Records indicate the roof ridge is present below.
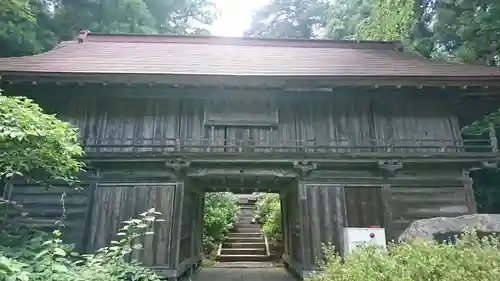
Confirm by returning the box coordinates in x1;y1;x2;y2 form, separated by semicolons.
77;31;402;50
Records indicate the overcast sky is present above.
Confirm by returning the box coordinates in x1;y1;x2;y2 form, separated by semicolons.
208;0;270;37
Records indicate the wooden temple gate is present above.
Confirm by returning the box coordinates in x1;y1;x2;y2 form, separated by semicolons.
2;33;500;280
3;152;485;280
2;90;496;280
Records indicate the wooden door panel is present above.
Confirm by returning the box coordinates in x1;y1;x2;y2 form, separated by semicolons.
344;186;385;228
86;183;177;266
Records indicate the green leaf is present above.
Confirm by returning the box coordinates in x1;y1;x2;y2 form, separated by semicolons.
53;248;66;257
51;263;68;273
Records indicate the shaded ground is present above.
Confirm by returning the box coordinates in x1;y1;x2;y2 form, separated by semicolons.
189;267;299;281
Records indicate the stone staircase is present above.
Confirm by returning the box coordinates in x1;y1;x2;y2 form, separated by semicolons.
217;195;270;263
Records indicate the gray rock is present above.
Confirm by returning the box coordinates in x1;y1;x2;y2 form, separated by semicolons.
398;214;500;243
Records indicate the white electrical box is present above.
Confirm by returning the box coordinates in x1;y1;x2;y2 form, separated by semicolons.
343;227;387;253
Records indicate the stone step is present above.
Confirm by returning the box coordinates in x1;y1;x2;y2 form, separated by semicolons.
235;222;259;228
220;248;266;256
236;220;259;224
216;254;271;262
238;216;254;221
227;232;262;238
226;236;264;243
223;242;266;249
234;223;260;228
233;227;262;233
239;212;255;216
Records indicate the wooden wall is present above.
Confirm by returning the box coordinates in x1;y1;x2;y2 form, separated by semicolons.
86;183;178;266
293;183;347;276
290;177;475;276
4;183;91;249
386;184;473;241
4;180;203;280
43;89;463;153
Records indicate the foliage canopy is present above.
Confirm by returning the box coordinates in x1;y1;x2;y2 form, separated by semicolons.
0;93;84;184
255;193;282;243
203;192;239;253
0;0;217;57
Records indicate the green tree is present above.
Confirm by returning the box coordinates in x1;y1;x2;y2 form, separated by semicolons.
0;92;84;184
324;0;371;40
203;192;239;253
53;0;158;40
355;0;414;42
244;0;330;39
0;0;58;57
0;0;217;57
145;0;216;35
255;193;282;243
430;1;500;65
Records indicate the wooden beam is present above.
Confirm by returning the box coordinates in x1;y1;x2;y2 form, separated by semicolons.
4;72;500;88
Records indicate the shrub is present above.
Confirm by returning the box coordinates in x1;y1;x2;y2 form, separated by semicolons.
0;206;164;281
203;192;239;253
308;230;500;281
255;193;281;243
0;94;84;184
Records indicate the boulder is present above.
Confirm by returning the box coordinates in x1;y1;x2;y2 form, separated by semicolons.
398;214;500;243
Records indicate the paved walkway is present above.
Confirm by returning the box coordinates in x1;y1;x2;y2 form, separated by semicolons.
189;268;299;281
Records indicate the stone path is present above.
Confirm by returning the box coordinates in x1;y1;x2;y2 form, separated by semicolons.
218;197;269;262
189;268;299;281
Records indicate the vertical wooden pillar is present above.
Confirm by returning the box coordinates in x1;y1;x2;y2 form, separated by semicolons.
279;191;289;255
170;181;185;270
298;182;313;273
193;192;205;261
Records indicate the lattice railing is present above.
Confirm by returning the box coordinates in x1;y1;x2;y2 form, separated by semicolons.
80;137;496;154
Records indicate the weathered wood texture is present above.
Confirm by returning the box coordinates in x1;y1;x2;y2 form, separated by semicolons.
292;177;473;273
371;97;463;152
296;183;347;274
86;183;178;267
344;186;385;228
5;184;91;249
177;187;204;265
46;91;477;153
386;184;473;241
281;186;302;267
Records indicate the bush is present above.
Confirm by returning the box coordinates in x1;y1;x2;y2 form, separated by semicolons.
203;192;239;253
0;206;164;281
255;193;281;243
0;94;84;184
308;230;500;281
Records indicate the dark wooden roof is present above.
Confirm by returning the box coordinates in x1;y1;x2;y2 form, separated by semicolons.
1;32;500;86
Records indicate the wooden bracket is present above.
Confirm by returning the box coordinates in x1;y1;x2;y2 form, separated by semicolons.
292;160;317;177
468;161;499;171
481;161;498;169
377;160;403;173
165;158;191;174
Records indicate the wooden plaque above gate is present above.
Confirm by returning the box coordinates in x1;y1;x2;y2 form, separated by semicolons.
203;99;279;127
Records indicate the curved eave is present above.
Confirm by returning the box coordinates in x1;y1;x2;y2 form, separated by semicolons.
2;71;500;88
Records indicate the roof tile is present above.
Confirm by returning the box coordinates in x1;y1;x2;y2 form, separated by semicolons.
1;33;500;78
